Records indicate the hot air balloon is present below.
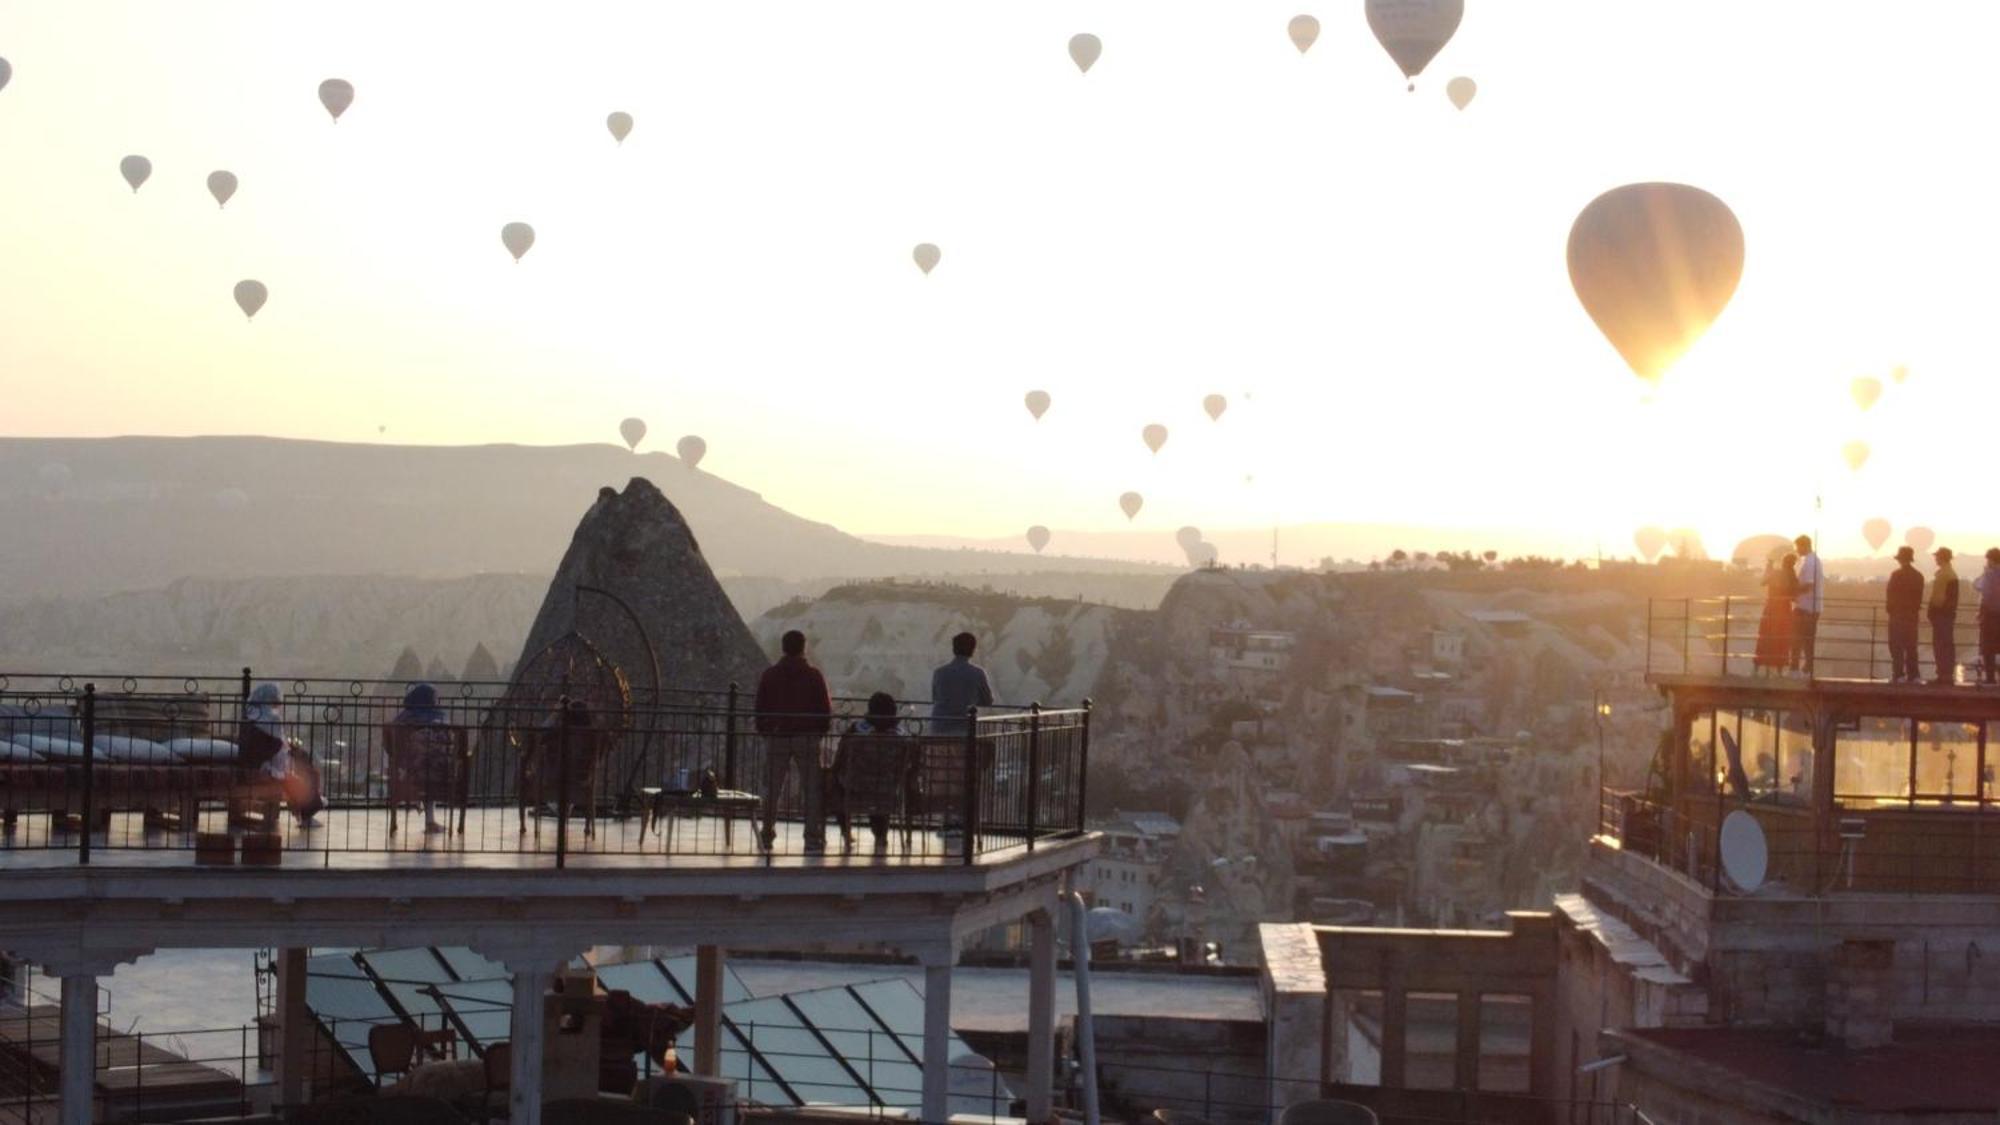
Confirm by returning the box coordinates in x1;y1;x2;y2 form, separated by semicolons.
1118;491;1143;520
207;171;237;209
119;155;151;193
607;112;633;144
0;57;13;93
913;243;941;275
1567;183;1744;385
1446;76;1476;109
1069;34;1102;74
619;418;647;451
1862;518;1892;553
501;222;535;262
1730;534;1791;568
1175;526;1203;552
1365;0;1463;89
1189;542;1220;567
1203;394;1227;421
1842;440;1870;471
1634;526;1667;562
1024;390;1050;421
678;435;707;470
1027;526;1051;553
1142;424;1168;454
1666;528;1708;560
1906;526;1936;553
1850;376;1882;411
233;280;268;321
318;78;354;122
1288;15;1320;53
1892;364;1910;384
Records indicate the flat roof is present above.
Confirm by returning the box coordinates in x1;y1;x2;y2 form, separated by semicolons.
1620;1024;2000;1112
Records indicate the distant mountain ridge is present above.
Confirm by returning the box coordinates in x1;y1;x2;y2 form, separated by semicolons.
0;436;1171;598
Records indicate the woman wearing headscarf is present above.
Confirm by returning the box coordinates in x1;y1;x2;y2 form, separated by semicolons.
391;682;454;834
832;692;915;851
237;682;324;826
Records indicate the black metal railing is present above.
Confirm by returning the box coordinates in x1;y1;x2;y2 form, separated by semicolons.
1647;596;2000;683
0;671;1090;868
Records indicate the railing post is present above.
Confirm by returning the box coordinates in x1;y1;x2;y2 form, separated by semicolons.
723;682;740;792
1026;704;1042;850
962;707;979;865
1077;700;1093;833
1870;605;1880;681
556;694;571;870
241;667;253;701
1720;598;1732;676
79;683;96;866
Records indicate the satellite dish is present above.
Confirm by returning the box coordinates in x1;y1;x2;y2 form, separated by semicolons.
1719;809;1767;894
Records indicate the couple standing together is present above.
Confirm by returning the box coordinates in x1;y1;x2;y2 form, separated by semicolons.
750;628;994;854
1754;535;1825;676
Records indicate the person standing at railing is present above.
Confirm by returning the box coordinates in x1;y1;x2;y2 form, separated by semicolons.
1930;547;1961;685
1887;546;1925;683
754;629;833;854
1789;535;1824;676
929;632;996;837
1754;554;1798;676
1975;548;2000;685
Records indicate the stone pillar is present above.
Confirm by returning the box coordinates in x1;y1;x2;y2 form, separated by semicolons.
59;974;96;1125
509;963;555;1125
921;957;955;1124
1826;939;1895;1050
1454;991;1481;1091
694;945;725;1076
273;947;311;1109
1026;911;1056;1121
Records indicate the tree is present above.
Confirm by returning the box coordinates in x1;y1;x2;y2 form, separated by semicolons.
1389;549;1409;569
1482;550;1498;564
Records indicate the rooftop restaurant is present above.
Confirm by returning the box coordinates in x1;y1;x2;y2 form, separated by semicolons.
1607;596;2000;896
0;666;1099;1125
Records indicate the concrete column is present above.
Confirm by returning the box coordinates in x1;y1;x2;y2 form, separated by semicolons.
921;960;954;1124
510;962;556;1125
1454;991;1481;1091
694;945;725;1076
273;947;311;1108
59;973;96;1125
1026;911;1056;1121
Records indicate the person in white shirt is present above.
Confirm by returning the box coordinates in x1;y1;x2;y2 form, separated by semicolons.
1790;535;1824;676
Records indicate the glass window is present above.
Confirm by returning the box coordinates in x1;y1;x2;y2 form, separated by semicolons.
1836;716;1912;807
1477;994;1531;1093
1914;722;1981;805
787;987;922;1106
306;956;394;1076
364;948;454;984
431;979;513;1050
437;947;505;982
726;997;868;1106
597;961;679;1005
656;955;752;1004
1687;711;1717;793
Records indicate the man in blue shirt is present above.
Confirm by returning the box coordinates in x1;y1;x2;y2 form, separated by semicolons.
927;633;996;836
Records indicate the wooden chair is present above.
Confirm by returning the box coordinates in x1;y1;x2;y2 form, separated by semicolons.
382;723;472;835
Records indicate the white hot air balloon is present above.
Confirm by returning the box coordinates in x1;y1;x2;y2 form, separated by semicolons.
1446;76;1476;109
1069;33;1102;74
678;435;707;470
233;280;268;320
318;78;354;122
1568;183;1744;386
913;243;941;275
1119;491;1143;520
119;155;151;193
1862;518;1892;553
1024;390;1050;421
1850;376;1882;411
1906;526;1936;554
207;170;238;209
607;111;633;144
1365;0;1463;90
1288;15;1320;53
1203;394;1227;421
1842;440;1870;472
501;222;535;262
1142;424;1168;454
619;418;647;451
1026;525;1051;553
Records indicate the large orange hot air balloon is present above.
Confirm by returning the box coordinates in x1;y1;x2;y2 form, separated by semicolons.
1862;518;1892;553
1568;183;1744;385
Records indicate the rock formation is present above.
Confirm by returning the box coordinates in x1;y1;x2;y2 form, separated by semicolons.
510;478;769;697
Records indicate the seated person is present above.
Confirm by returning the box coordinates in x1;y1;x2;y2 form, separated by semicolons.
832;692;915;850
238;682;323;826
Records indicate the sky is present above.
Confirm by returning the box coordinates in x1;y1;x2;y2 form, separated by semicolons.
3;1;1998;561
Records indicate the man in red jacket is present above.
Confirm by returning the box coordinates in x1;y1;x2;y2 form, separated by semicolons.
754;630;834;853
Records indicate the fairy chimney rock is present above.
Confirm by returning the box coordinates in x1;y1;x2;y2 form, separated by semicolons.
512;477;768;694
